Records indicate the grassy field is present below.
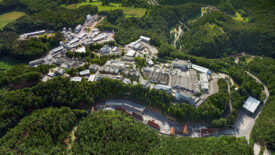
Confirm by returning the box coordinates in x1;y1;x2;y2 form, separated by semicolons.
0;11;25;30
66;1;146;18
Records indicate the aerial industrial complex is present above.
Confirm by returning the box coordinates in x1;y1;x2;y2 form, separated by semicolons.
25;14;263;138
27;14;216;108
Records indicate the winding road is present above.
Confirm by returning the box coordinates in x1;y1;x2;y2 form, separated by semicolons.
95;71;269;143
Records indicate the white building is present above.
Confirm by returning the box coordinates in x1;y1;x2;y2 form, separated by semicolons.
75;46;86;53
88;75;96;82
86;14;91;21
75;25;82;34
200;73;209;92
69;38;79;45
172;60;190;71
176;91;199;105
29;58;45;66
146;59;154;67
80;70;90;76
126;49;136;57
78;32;87;39
154;84;172;94
123;78;131;84
71;77;82;82
50;46;64;55
20;30;46;40
124;49;136;61
192;64;210;74
243;96;260;114
140;36;151;42
100;45;112;54
93;33;107;42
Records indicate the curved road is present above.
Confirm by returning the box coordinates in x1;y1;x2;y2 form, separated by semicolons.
95;71;269;140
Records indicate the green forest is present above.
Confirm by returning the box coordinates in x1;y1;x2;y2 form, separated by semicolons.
0;109;253;154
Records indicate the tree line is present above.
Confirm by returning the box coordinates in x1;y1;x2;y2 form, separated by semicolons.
0;109;253;154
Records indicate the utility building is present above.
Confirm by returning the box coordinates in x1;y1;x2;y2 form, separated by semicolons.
242;96;260;114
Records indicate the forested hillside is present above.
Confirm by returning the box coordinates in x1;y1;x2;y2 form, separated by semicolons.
178;0;275;58
0;0;84;14
0;109;253;154
0;107;87;154
248;57;275;150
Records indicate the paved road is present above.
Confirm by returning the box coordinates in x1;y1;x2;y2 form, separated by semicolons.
96;99;206;137
94;71;270;142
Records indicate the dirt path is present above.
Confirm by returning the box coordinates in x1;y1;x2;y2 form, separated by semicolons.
173;25;183;47
67;126;78;151
227;80;233;112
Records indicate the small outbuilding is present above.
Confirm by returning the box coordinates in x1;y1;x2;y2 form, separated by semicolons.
242;96;260;114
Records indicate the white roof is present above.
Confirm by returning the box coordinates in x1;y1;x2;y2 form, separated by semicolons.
71;77;82;82
47;72;55;77
201;82;208;90
80;70;90;76
78;32;87;38
22;30;46;36
52;46;63;52
126;50;136;57
147;59;154;65
123;78;131;84
242;96;260;113
75;46;86;53
140;36;151;42
154;84;172;91
69;38;79;44
200;73;208;82
192;64;209;73
88;75;96;82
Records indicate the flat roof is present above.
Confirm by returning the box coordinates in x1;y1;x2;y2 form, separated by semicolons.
140;36;151;41
192;64;209;73
75;46;86;53
243;96;260;113
71;77;82;82
126;49;136;57
88;75;96;82
80;70;90;76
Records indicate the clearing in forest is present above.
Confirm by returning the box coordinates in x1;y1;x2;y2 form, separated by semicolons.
0;11;25;30
65;1;146;18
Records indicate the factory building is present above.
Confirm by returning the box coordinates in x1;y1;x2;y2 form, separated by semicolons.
71;77;82;82
123;49;136;61
29;58;45;66
140;36;151;42
200;73;209;93
242;96;261;114
50;46;64;55
100;45;112;54
192;64;211;74
154;84;172;94
172;60;190;71
80;70;90;76
75;25;82;34
88;75;96;82
89;64;99;73
19;30;46;40
176;91;199;105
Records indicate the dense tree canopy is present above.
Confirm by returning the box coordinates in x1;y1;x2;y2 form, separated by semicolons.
4;6;98;34
248;57;275;150
0;107;87;154
72;110;159;154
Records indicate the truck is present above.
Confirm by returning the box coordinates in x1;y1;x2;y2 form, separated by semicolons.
147;120;160;129
132;112;143;121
